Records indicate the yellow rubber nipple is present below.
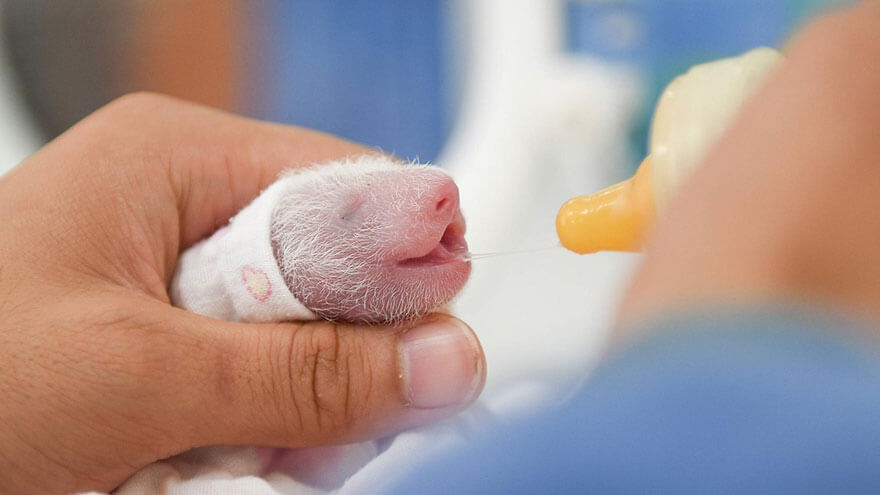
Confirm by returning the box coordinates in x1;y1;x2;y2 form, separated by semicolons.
556;156;655;254
556;47;783;255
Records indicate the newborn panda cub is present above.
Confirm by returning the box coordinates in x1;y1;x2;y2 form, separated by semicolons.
171;154;471;325
168;155;472;489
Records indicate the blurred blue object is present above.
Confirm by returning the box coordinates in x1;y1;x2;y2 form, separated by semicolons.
566;0;852;68
565;0;853;160
259;0;449;162
566;1;787;66
254;0;851;166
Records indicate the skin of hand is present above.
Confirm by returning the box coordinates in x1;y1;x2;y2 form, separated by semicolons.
620;2;880;334
0;94;486;494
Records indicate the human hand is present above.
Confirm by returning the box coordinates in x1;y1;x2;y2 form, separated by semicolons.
0;93;485;494
620;2;880;333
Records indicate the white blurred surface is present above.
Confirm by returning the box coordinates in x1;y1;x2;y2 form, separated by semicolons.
442;0;643;397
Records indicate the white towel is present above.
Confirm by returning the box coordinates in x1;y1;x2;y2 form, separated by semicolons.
170;170;315;324
93;381;555;495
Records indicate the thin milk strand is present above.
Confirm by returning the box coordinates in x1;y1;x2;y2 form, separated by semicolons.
461;244;562;261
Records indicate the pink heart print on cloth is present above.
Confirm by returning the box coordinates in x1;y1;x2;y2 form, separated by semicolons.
241;265;272;302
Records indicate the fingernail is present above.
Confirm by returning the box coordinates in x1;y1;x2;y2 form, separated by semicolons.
399;320;484;409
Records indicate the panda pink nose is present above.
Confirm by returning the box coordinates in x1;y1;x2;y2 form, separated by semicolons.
429;176;460;220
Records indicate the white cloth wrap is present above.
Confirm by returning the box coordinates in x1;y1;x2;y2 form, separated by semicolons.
170;177;316;322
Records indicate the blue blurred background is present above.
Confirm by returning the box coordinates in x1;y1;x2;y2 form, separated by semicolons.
258;1;451;163
253;0;847;163
0;0;855;174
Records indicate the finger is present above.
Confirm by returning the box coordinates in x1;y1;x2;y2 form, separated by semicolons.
146;306;486;449
75;92;372;248
2;93;372;292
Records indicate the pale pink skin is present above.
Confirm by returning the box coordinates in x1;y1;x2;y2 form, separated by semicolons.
271;165;471;323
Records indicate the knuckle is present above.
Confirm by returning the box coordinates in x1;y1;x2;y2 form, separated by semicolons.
83;92;180;135
102;91;173;116
284;322;359;434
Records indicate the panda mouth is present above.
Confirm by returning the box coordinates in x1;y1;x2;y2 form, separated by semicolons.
398;214;469;268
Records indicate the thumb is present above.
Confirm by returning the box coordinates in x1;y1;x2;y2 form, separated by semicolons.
158;308;486;449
